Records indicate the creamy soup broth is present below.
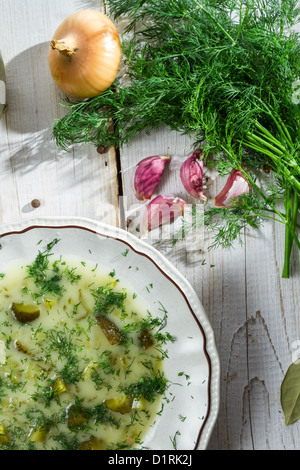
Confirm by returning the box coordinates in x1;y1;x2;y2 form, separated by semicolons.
0;241;169;450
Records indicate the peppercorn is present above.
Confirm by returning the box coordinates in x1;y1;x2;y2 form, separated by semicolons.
97;145;108;154
31;199;41;208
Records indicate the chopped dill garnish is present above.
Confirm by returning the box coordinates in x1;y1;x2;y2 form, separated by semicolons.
64;266;82;284
92;403;120;428
120;371;168;403
0;237;175;450
26;239;64;299
92;285;127;314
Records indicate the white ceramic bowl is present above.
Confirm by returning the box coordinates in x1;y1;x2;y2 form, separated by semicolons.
0;216;220;450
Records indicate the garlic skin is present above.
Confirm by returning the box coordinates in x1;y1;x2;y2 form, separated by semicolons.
48;10;121;98
134;155;171;201
215;170;250;207
180;149;207;201
143;195;186;231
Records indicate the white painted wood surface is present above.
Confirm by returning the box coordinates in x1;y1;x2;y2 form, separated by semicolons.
0;0;119;228
0;0;299;450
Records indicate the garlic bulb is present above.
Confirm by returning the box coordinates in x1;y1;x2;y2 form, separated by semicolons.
180;150;207;201
48;10;121;98
134;155;171;201
215;170;250;207
143;195;186;232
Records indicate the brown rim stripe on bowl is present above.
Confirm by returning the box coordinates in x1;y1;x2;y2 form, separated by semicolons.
0;224;213;450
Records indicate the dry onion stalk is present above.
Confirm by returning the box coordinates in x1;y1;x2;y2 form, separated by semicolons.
48;10;121;98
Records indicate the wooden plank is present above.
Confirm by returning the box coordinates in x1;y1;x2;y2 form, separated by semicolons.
119;124;300;450
119;128;250;448
242;222;300;449
117;15;300;450
0;0;119;227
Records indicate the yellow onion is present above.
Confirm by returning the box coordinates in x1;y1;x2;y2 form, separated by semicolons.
48;9;121;98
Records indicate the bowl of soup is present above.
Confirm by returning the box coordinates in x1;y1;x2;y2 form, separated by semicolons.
0;217;220;450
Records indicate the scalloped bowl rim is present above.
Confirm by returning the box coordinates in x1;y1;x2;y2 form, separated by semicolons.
0;216;220;450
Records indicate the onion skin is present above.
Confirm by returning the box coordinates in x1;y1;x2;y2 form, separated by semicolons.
48;10;121;99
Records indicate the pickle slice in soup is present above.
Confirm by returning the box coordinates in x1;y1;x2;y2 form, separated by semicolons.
67;404;87;430
11;303;40;323
105;396;134;414
77;437;106;450
0;425;9;444
28;423;49;443
51;377;68;396
139;328;154;350
15;340;34;356
96;314;123;345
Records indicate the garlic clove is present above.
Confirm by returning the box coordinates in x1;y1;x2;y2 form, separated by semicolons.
180;149;207;201
215;170;250;207
143;195;186;232
134;155;171;201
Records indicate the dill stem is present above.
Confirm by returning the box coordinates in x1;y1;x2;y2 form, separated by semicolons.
290;192;300;250
256;99;294;149
254;122;287;152
282;185;293;279
241;139;280;159
239;163;300;253
250;212;285;224
281;188;300;278
241;149;300;264
234;3;249;45
242;137;300;194
253;123;300;173
192;1;235;45
274;114;294;148
245;132;284;156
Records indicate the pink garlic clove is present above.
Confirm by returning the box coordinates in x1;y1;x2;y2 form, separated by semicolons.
180;149;207;201
134;155;171;201
215;170;250;207
143;195;186;232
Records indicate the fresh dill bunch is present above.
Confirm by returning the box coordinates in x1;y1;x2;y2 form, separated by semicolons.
53;0;300;153
173;182;285;250
52;0;300;277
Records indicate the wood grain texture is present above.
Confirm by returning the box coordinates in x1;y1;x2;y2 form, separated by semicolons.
119;126;300;450
0;0;300;451
0;0;119;227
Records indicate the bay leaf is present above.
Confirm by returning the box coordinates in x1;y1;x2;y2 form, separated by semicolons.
281;361;300;425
